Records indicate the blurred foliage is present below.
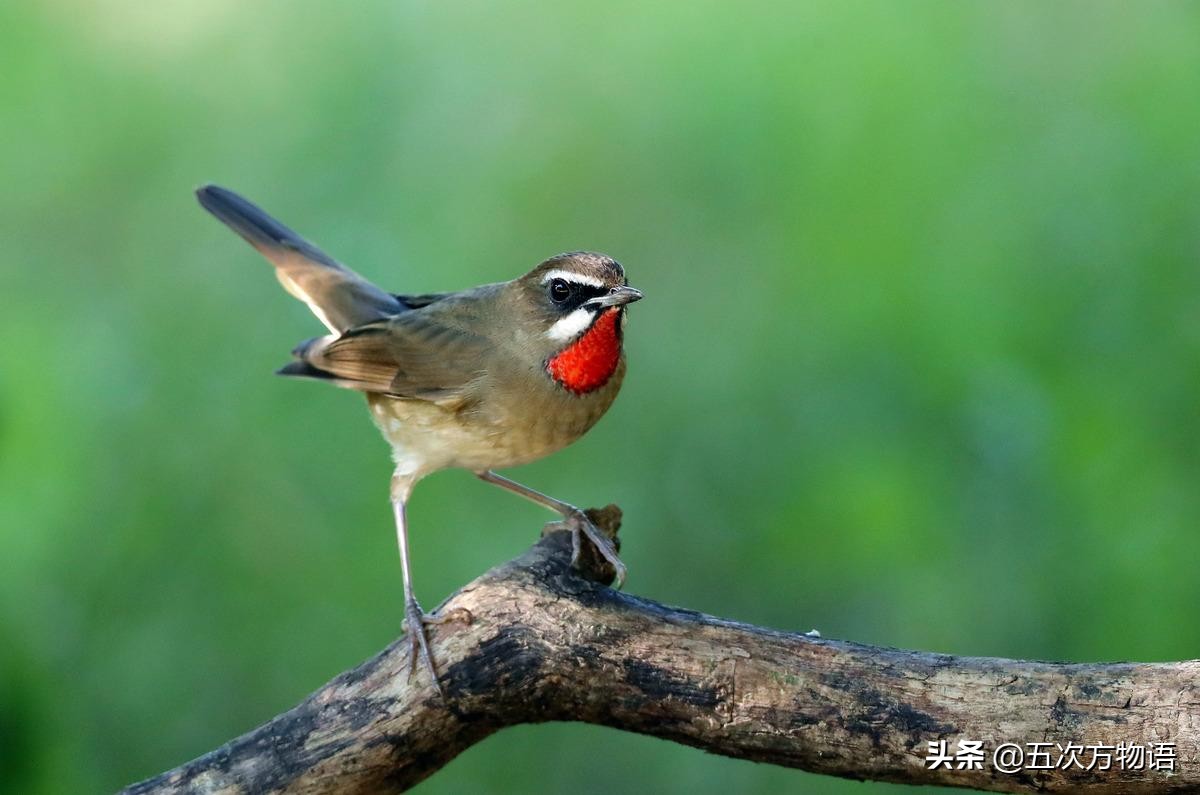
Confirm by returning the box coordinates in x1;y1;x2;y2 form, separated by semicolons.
2;1;1200;793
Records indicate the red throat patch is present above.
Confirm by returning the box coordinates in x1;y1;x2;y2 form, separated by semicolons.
547;308;623;394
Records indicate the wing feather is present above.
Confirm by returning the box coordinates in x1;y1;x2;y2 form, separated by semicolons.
283;313;490;407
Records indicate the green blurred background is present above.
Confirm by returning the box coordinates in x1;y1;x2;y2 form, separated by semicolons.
2;1;1199;792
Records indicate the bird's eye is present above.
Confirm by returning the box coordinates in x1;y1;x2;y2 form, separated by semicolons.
549;278;571;303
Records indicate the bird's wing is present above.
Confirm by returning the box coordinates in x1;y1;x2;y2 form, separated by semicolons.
196;184;404;333
279;312;490;407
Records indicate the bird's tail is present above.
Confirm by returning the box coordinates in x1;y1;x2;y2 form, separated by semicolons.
195;184;403;333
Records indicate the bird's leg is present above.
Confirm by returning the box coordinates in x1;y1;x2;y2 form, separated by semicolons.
476;470;626;589
391;475;442;693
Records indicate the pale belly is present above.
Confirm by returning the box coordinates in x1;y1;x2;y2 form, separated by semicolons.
365;369;622;484
367;396;522;479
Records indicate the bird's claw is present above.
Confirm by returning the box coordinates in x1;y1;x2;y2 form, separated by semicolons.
401;598;442;694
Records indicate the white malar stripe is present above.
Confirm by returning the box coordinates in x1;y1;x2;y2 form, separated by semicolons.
545;306;595;341
540;269;604;288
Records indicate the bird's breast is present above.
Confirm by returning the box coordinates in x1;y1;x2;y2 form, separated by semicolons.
366;355;624;476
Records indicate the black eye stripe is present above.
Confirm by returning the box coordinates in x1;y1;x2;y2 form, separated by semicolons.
547;279;609;311
548;279;606;293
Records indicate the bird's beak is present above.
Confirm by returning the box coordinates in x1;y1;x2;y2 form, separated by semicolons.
589;285;644;308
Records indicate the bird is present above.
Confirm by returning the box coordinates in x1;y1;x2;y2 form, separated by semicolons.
195;184;642;688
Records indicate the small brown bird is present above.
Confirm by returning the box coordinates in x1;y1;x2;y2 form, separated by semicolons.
196;185;641;686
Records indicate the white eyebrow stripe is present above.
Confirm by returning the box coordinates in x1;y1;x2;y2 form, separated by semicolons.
544;306;595;341
540;269;605;288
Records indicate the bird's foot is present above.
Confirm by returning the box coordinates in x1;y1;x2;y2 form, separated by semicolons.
401;603;473;692
401;597;445;694
546;509;626;589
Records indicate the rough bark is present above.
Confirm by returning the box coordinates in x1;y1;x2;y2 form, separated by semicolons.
122;507;1199;794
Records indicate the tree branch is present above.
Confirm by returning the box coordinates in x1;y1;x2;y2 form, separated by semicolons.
122;507;1198;794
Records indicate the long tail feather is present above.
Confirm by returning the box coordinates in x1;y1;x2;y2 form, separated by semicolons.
196;184;403;332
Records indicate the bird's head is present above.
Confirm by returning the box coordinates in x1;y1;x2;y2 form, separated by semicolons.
515;251;643;394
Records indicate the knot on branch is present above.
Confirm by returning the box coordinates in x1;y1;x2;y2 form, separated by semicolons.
534;503;623;585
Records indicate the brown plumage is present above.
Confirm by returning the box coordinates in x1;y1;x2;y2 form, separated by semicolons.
196;185;642;692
